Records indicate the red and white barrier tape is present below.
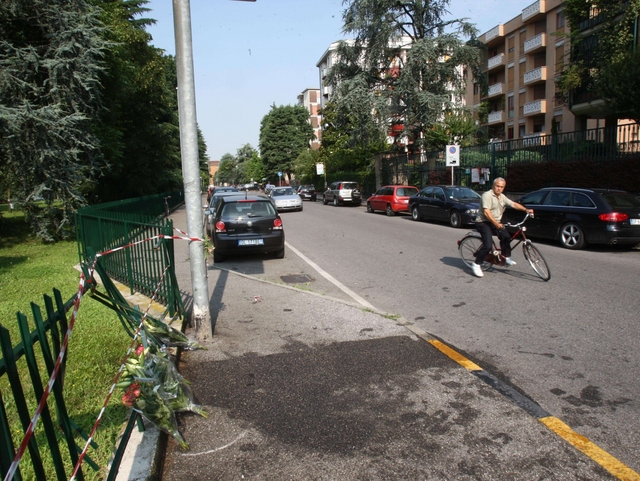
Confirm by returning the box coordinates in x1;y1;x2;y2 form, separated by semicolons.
4;227;201;481
3;256;97;481
69;265;170;481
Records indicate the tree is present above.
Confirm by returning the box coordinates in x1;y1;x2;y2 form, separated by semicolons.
91;0;184;202
425;111;482;150
558;0;640;122
259;104;314;184
0;0;108;241
216;153;237;185
318;101;386;174
293;149;320;182
328;0;484;153
242;150;266;185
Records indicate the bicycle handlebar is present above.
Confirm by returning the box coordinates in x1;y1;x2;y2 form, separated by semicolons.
503;212;533;228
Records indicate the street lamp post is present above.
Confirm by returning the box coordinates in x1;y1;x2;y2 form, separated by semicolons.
172;0;211;340
172;0;256;341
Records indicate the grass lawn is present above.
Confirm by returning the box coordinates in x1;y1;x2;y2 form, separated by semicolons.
1;211;133;480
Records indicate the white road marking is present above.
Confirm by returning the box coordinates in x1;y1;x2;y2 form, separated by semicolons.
285;241;377;310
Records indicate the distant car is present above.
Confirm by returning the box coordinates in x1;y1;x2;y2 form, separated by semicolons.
269;186;303;212
367;185;419;216
501;187;640;249
297;185;317;201
210;195;285;262
409;185;481;228
323;181;362;206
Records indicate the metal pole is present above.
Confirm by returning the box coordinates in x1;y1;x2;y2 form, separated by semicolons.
173;0;212;340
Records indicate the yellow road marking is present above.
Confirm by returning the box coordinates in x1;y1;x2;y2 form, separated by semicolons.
540;417;640;480
428;339;482;371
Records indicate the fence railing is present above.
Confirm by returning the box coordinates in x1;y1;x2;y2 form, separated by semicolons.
0;288;137;481
378;124;640;190
75;191;185;318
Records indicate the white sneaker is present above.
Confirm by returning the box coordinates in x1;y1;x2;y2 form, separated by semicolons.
505;257;517;266
471;263;484;278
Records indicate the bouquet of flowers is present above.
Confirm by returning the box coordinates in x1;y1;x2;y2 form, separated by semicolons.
141;316;205;351
118;343;208;449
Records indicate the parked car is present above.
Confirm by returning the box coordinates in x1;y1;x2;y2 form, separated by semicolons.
210;195;285;262
501;187;640;249
203;192;244;238
269;186;303;212
408;185;481;228
367;185;419;216
323;181;362;206
296;185;317;201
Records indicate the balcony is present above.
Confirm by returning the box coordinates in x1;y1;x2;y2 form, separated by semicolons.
523;66;548;85
487;53;505;71
487;82;506;98
484;25;504;44
487;110;505;124
524;33;546;54
523;99;547;115
522;0;546;22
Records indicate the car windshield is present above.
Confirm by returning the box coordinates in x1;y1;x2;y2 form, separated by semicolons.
273;188;295;196
601;192;640;208
342;182;359;190
397;187;418;196
444;187;480;200
221;201;275;219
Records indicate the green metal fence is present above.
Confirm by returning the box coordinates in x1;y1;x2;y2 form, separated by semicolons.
75;191;185;318
0;288;123;481
379;124;640;190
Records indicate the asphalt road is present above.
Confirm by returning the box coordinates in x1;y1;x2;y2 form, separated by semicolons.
267;199;640;474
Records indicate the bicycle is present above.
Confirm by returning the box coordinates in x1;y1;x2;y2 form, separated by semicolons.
163;195;171;217
457;213;551;281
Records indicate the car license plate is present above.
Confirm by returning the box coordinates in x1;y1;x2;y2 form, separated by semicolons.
631;219;640;225
238;239;264;246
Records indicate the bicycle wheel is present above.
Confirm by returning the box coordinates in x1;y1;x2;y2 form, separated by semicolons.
459;236;491;270
522;243;551;281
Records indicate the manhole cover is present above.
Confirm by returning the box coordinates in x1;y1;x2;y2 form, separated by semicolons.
280;274;314;284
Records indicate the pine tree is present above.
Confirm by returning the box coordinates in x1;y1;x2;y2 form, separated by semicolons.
0;0;108;241
328;0;484;153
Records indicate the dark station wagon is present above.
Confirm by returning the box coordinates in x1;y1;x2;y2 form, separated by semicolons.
501;187;640;249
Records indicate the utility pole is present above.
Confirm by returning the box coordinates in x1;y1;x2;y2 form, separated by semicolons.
173;0;212;341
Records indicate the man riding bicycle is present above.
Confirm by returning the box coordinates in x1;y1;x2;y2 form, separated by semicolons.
471;177;534;278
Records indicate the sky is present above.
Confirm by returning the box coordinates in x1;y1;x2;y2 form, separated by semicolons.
144;0;535;161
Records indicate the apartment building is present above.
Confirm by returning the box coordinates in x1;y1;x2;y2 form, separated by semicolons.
297;88;322;150
465;0;577;142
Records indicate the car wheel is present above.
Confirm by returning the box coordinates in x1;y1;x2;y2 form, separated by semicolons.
449;210;462;228
274;247;285;259
323;195;328;205
386;204;395;216
411;205;421;221
333;197;339;207
560;222;586;249
213;250;224;263
367;202;374;213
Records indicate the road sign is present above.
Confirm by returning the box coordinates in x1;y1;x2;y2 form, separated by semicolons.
277;171;282;177
446;145;460;167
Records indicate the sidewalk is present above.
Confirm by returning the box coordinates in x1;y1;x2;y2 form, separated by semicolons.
151;204;614;480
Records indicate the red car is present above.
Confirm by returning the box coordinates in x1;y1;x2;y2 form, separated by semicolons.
367;185;419;216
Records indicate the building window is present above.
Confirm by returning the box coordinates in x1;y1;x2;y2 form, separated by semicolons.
557;12;566;29
473;83;479;95
519;125;526;137
508;127;514;139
